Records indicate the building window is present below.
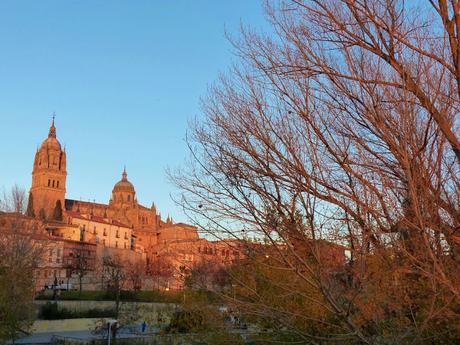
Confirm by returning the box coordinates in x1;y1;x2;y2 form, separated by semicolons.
57;181;60;188
124;232;128;239
116;230;119;238
115;241;118;248
94;226;97;234
103;228;107;236
52;180;55;187
124;242;127;249
48;179;51;187
127;195;131;201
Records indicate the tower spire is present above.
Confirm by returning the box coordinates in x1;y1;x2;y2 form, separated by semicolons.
48;112;56;138
122;166;127;181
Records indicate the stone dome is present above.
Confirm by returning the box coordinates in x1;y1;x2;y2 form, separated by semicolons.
112;169;135;193
40;136;62;151
40;119;62;151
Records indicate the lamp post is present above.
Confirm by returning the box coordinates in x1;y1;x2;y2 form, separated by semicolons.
107;319;117;345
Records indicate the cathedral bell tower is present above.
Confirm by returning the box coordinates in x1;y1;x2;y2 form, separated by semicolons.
29;117;67;220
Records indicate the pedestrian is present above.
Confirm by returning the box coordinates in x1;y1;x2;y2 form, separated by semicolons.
141;320;147;333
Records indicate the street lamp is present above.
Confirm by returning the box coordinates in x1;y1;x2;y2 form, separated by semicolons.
106;319;117;345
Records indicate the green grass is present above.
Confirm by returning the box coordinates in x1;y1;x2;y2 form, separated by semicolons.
36;290;183;303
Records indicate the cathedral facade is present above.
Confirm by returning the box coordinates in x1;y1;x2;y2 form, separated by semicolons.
22;119;240;290
29;119;199;249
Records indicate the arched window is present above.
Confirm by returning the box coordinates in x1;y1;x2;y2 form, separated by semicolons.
52;180;55;187
48;179;51;187
57;181;59;188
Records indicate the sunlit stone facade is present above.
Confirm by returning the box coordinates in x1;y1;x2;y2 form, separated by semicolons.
29;118;67;220
22;119;239;291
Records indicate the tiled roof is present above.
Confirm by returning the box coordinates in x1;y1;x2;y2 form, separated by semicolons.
66;211;131;228
65;199;109;210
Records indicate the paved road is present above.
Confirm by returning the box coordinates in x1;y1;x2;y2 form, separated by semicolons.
10;330;93;344
10;328;149;344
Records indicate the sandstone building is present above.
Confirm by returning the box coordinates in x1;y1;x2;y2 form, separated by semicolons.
19;119;241;291
28;119;199;242
29;117;67;220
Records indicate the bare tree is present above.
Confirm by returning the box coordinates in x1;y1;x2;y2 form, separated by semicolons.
0;185;28;214
66;248;93;295
125;259;145;292
102;254;127;319
170;1;460;343
185;260;230;293
147;254;175;291
0;223;44;343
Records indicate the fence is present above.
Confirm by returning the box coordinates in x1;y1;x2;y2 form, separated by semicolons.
51;334;207;345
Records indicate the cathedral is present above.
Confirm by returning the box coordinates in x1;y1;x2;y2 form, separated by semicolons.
22;118;238;290
29;117;200;242
31;118;176;229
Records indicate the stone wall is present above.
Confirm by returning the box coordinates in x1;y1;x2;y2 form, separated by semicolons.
34;300;176;325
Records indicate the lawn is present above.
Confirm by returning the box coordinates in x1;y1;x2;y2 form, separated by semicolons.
36;290;183;303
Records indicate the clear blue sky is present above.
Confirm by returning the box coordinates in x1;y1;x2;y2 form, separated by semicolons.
0;1;269;222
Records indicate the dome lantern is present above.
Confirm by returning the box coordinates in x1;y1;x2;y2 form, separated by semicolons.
111;167;136;205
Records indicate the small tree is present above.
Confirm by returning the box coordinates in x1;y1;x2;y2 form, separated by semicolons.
52;200;63;221
102;255;127;319
185;260;230;292
125;260;145;292
38;208;46;221
25;193;35;218
66;248;93;296
0;227;43;343
0;185;28;214
147;254;175;291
